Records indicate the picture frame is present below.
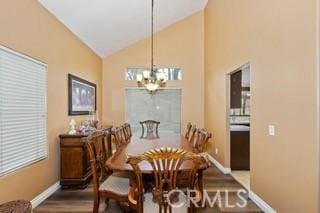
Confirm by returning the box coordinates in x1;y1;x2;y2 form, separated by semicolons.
68;74;96;116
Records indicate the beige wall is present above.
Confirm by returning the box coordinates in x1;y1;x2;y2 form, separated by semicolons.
102;11;205;132
0;0;318;211
0;0;102;203
205;0;319;212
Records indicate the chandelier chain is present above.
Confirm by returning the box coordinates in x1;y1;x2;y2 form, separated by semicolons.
135;0;166;93
151;0;154;79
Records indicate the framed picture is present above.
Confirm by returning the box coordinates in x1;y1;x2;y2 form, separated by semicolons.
68;74;96;115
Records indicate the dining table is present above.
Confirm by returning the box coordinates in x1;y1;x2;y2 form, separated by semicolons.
105;133;209;192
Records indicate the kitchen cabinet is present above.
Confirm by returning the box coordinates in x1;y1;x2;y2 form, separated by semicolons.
230;129;250;170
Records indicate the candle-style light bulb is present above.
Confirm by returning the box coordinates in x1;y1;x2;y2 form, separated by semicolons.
143;70;150;79
136;74;143;82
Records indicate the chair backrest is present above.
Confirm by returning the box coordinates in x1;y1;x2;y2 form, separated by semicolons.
192;129;212;152
101;127;113;158
139;120;160;138
187;126;197;143
184;122;192;139
201;129;212;152
123;123;132;141
127;147;204;213
111;126;128;150
85;131;107;196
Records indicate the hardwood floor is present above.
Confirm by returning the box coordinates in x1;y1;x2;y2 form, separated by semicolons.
34;165;263;213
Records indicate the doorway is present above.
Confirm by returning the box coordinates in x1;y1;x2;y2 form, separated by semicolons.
228;63;251;190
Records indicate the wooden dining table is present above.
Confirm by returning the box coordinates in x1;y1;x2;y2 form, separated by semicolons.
105;133;209;191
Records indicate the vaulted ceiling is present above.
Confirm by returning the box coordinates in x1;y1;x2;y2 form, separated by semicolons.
38;0;208;58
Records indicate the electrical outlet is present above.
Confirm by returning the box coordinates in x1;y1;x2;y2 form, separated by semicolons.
215;148;218;155
268;125;275;136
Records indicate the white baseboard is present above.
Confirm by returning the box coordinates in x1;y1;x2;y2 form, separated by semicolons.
205;153;231;174
204;154;276;212
249;190;277;213
31;181;60;208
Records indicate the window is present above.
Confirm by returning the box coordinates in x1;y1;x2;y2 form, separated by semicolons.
0;46;47;176
125;67;182;81
125;89;181;134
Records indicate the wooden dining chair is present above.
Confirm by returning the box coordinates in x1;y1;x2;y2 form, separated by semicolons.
86;130;134;213
187;126;197;144
123;123;133;142
192;129;212;153
184;122;192;139
201;128;212;152
111;126;128;150
139;120;160;138
126;147;205;213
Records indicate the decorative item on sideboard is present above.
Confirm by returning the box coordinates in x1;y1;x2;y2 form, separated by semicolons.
68;110;99;135
68;119;77;135
78;110;99;133
78;121;96;133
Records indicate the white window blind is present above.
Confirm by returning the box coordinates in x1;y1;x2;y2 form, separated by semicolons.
0;46;47;176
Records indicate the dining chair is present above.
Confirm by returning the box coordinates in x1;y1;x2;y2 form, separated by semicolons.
187;126;197;143
126;147;205;213
192;129;212;153
86;130;134;213
139;120;160;138
123;123;133;142
111;126;128;150
184;122;192;139
100;126;113;160
201;128;212;152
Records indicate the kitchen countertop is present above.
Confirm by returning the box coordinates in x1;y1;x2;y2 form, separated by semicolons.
230;125;250;132
230;121;250;125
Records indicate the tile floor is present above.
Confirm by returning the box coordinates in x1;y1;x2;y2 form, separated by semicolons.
231;170;250;190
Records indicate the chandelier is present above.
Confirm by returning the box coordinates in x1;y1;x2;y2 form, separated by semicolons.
136;0;167;93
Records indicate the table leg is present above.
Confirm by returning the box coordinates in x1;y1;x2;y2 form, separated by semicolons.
198;170;204;194
198;169;205;208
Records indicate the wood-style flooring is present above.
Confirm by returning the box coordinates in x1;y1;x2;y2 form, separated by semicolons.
34;165;263;213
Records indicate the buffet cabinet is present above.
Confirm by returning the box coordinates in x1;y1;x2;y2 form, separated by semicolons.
59;126;112;189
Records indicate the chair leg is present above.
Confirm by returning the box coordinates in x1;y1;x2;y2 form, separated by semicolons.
93;195;100;213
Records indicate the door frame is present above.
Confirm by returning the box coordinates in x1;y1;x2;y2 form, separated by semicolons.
226;62;251;170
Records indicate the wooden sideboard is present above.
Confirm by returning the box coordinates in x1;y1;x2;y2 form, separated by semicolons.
59;126;112;189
